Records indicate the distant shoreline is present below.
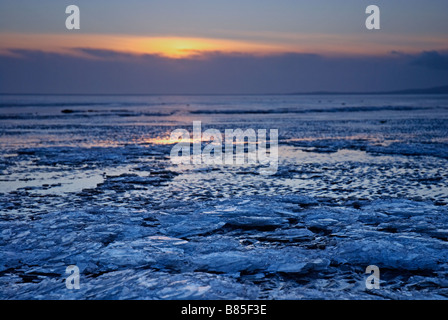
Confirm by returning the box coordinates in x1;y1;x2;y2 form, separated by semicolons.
289;85;448;96
1;85;448;96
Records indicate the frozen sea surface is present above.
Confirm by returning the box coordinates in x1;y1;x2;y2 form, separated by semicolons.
0;94;448;299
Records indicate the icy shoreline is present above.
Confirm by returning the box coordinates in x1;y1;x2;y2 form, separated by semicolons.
1;94;447;299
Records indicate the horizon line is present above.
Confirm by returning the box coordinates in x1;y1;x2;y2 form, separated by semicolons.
1;85;448;97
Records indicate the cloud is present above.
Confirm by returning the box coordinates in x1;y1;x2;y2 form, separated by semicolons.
0;49;447;94
74;48;137;60
410;51;448;70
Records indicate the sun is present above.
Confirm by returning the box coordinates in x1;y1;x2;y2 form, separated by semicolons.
149;38;207;58
136;37;225;58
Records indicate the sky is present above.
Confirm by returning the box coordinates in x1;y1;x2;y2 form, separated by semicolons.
0;0;447;94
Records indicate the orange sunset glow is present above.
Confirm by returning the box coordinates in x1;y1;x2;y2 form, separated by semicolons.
2;32;447;59
0;33;285;59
